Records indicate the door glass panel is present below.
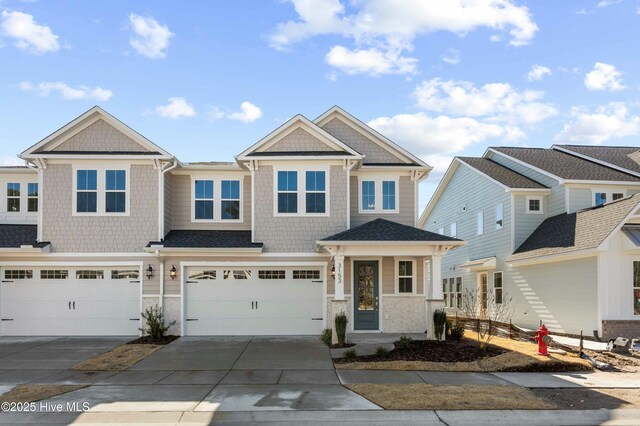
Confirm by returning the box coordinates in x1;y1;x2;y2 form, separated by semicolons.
357;264;375;311
480;273;488;311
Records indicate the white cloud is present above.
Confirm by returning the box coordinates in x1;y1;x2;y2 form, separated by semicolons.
413;78;557;124
526;64;552;81
597;0;622;8
20;81;112;101
1;10;59;54
584;62;625;91
270;0;538;75
227;102;263;123
155;97;196;119
0;156;24;166
441;48;460;65
555;102;640;144
325;45;417;76
128;14;173;59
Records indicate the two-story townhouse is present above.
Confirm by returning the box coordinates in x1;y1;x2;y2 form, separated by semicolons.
419;146;640;340
0;106;462;338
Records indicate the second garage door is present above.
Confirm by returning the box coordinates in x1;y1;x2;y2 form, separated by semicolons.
184;266;324;335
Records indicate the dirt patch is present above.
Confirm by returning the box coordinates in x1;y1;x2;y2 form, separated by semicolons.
71;344;161;371
330;343;356;349
532;388;640;410
127;335;179;345
347;384;556;410
0;385;87;405
582;349;640;371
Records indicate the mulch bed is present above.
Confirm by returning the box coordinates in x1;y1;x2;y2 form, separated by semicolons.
334;337;505;364
330;343;356;349
127;335;179;345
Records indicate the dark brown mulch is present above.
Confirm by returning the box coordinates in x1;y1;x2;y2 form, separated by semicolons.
127;335;179;345
334;337;505;363
330;343;356;349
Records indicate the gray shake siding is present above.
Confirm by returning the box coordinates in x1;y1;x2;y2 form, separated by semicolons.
42;164;158;252
48;119;150;153
321;118;400;163
169;174;251;231
264;128;334;152
253;165;348;252
350;176;415;227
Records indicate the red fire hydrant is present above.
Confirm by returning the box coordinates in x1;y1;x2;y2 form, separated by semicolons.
534;324;550;356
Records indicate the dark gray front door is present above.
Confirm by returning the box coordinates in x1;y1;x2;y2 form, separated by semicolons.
354;260;379;330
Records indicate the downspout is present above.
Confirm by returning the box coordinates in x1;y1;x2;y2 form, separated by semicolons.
157;250;164;309
27;159;46;242
158;160;178;241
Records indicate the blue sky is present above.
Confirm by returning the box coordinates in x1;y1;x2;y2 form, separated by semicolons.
1;0;639;207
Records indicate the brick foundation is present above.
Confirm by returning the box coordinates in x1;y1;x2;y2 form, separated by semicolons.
602;320;640;340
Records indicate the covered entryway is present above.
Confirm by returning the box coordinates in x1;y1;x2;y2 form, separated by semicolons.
0;265;141;336
183;264;325;335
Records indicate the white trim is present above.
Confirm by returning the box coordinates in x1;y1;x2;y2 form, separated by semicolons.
357;175;399;214
510;194;515;253
272;165;331;217
0;261;143;266
71;165;131;216
525;195;544;214
189;174;244;223
395;257;417;295
492;271;503;304
508;249;598;266
552;145;640;178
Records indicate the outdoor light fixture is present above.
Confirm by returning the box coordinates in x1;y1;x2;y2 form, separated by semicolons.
331;264;335;278
170;265;177;280
146;265;154;280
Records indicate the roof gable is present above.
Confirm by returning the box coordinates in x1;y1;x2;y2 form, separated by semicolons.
314;106;429;168
21;106;173;159
552;144;640;177
320;218;461;243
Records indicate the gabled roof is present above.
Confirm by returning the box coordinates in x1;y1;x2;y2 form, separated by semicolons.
489;147;640;182
509;194;640;263
314;106;431;169
20;106;174;159
319;218;462;243
458;157;547;189
0;225;50;249
236;114;362;161
553;145;640;177
147;230;262;249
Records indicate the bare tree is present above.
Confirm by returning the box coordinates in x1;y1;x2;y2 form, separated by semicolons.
461;288;514;346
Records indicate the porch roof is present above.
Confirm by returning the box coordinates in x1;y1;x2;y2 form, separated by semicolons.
319;218;462;244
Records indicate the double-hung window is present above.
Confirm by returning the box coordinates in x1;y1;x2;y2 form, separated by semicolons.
6;183;20;212
76;170;97;213
633;261;640;316
397;260;414;293
27;183;38;212
305;171;326;213
382;181;396;210
221;180;240;220
105;170;126;213
360;178;398;213
495;203;504;230
494;272;503;304
450;222;457;238
361;181;375;211
277;171;298;214
195;180;214;220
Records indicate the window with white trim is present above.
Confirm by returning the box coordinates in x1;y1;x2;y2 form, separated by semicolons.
41;270;68;279
382;180;396;211
192;178;242;222
495;203;503;230
76;170;97;213
494;271;503;304
361;180;375;211
6;183;20;212
633;261;640;316
221;180;240;220
595;191;625;207
359;177;399;213
477;210;484;236
438;227;444;235
194;180;214;220
275;169;328;216
455;277;462;308
105;170;126;213
526;196;543;214
277;171;298;214
4;269;32;279
27;183;38;212
74;168;128;215
397;260;414;293
443;277;462;308
305;171;326;213
450;222;457;238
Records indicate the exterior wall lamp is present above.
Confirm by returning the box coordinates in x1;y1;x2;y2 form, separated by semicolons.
146;265;154;280
170;265;177;280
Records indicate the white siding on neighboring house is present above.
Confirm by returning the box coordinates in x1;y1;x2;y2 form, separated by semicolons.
513;194;547;249
568;187;592;213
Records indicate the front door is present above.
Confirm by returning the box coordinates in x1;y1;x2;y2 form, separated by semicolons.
354;261;379;330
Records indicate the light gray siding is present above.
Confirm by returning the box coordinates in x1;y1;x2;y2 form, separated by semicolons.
262;128;334;152
253;165;348;252
169;174;251;231
350;175;415;227
513;194;547;249
47;119;150;153
42;164;158;252
321;118;401;163
568;187;592;213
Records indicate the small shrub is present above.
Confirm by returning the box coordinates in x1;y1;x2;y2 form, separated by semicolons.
375;346;389;357
320;328;333;346
433;309;447;341
334;312;348;346
140;305;175;339
344;348;358;359
396;335;414;350
448;322;465;342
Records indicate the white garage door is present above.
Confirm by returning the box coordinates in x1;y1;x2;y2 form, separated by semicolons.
185;266;324;335
0;266;140;336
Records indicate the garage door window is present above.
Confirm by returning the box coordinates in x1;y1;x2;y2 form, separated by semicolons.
4;270;32;279
111;270;139;279
76;270;104;279
41;270;68;279
189;270;217;280
293;270;320;280
224;270;251;280
259;270;286;279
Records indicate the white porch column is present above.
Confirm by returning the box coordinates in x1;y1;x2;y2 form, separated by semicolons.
334;254;345;301
426;253;445;339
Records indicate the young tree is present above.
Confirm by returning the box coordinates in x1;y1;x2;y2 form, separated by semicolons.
461;288;514;346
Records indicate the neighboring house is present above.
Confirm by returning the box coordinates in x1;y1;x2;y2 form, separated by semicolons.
418;145;640;340
0;106;462;337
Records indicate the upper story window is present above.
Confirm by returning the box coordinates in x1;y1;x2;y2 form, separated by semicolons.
449;222;457;238
495;203;504;230
359;177;399;214
76;170;97;213
105;170;126;213
477;210;484;236
526;196;543;214
221;180;240;220
594;191;624;207
275;168;329;216
192;178;243;222
27;183;38;212
74;168;128;215
6;183;20;212
195;180;214;220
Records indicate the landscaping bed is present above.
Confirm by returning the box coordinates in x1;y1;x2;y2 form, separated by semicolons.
127;335;179;345
72;336;179;371
0;385;87;405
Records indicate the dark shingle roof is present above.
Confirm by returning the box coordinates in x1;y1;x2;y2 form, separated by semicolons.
37;151;162;155
321;218;461;242
492;147;640;182
362;162;422;167
148;230;262;249
509;194;640;261
0;225;49;248
246;151;354;157
458;157;547;189
554;145;640;175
